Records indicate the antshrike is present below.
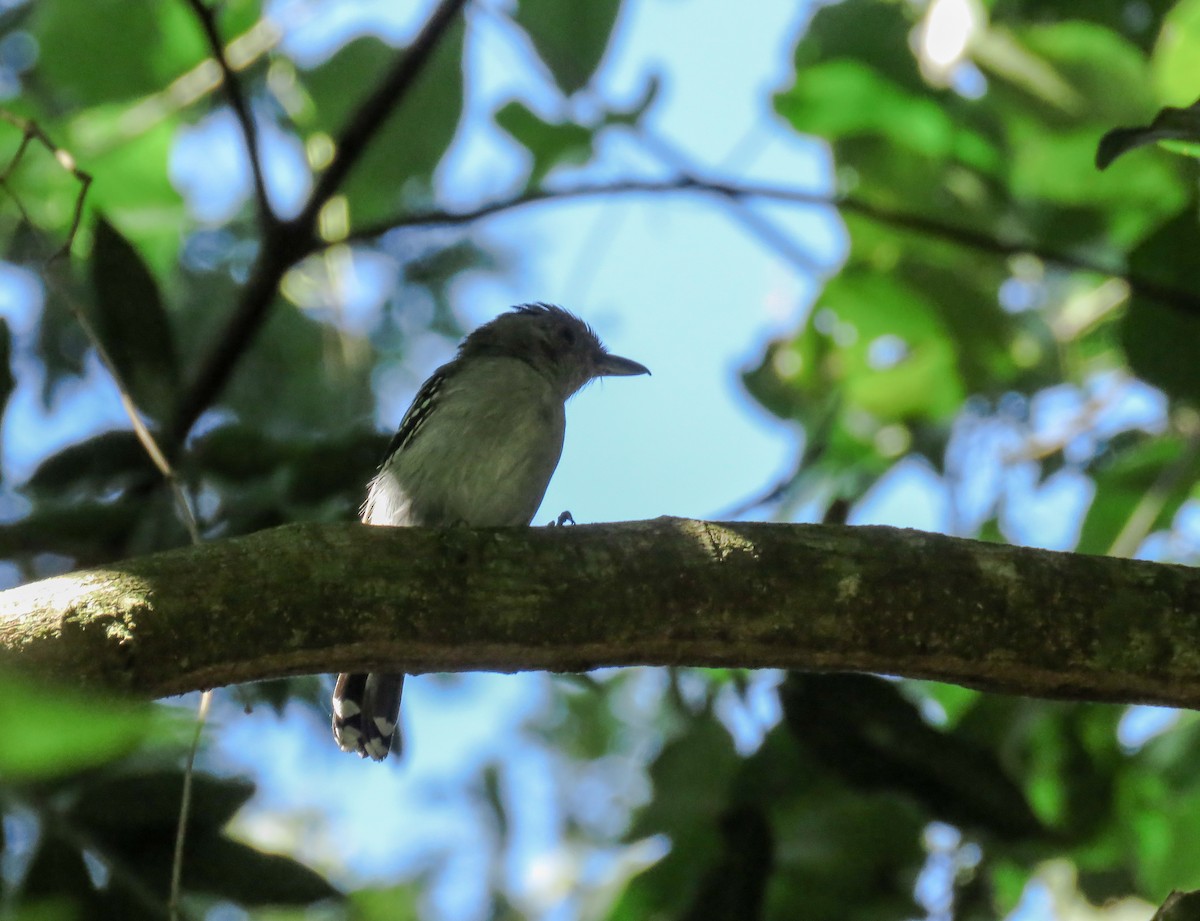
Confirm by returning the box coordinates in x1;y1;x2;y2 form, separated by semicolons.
333;303;650;760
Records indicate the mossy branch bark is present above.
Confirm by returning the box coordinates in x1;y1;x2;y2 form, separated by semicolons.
2;517;1199;704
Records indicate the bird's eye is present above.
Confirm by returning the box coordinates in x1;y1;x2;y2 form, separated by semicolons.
559;326;577;346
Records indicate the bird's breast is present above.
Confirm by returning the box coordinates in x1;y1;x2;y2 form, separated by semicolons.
367;358;567;527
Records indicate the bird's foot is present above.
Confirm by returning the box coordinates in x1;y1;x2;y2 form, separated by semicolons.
548;510;576;527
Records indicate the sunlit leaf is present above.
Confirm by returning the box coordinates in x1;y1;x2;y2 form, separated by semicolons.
351;884;421;921
776;58;999;170
33;0;206;107
0;676;154;780
1153;0;1200;102
301;28;464;225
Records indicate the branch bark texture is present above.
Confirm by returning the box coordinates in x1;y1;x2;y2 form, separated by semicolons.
2;518;1199;706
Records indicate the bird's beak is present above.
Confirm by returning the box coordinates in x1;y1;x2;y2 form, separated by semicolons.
595;352;651;377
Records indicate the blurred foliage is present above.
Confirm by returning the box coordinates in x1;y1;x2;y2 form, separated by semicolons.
0;676;341;918
1;0;1200;918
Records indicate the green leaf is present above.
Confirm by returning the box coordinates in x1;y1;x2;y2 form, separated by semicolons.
73;111;187;276
88;217;179;422
301;29;464;225
765;789;924;921
32;0;263;106
1120;211;1200;405
26;431;155;497
1097;99;1200;169
169;831;342;905
676;806;773;921
212;301;377;438
1076;436;1200;556
776;58;998;169
781;674;1044;840
351;884;421;921
21;831;95;904
998;22;1154;127
1152;890;1200;921
1126;787;1200;894
790;0;921;92
33;0;204;107
495;102;595;185
603;74;661;128
628;717;739;841
1154;0;1200;104
0;676;154;780
806;270;967;423
1008;127;1186;246
610;718;740;919
0;499;146;562
512;0;623;96
537;676;623;760
66;770;256;837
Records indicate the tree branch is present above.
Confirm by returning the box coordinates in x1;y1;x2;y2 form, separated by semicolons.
3;518;1200;709
348;177;1200;318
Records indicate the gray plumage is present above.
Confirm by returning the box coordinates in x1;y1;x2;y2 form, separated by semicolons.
333;303;649;760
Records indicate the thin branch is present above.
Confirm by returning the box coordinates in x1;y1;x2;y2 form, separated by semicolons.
638;129;827;276
181;0;274;228
0;110;93;260
5;518;1200;711
169;689;211;921
347;176;1200;318
63;286;203;544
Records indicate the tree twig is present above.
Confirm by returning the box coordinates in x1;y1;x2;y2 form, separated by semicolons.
637;129;827;276
346;176;1200;318
0;110;93;261
168;689;211;921
180;0;274;228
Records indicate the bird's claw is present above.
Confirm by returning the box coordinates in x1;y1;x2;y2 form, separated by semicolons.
548;510;576;527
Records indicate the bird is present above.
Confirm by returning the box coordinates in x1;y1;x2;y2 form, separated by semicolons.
332;303;650;760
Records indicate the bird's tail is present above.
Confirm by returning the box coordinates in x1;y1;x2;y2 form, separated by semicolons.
332;672;404;760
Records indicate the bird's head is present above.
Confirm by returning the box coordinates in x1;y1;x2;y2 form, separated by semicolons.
459;303;649;398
